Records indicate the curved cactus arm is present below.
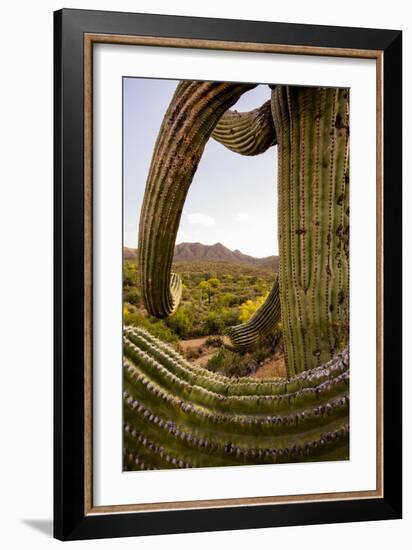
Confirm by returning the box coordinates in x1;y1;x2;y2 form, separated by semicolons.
211;99;277;156
123;326;349;470
227;275;281;350
138;81;257;318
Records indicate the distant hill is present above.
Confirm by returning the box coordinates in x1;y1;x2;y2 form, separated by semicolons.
124;247;138;261
124;242;279;271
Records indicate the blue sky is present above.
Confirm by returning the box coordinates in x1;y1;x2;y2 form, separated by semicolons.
123;78;278;258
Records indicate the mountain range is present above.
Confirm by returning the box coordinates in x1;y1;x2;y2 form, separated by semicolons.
124;242;279;271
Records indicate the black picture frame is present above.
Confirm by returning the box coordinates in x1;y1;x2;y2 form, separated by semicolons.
54;8;402;541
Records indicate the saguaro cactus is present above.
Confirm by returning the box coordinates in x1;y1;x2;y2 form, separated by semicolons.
138;82;349;376
271;87;349;374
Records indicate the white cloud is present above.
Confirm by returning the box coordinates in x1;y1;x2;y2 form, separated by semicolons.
186;212;215;227
176;230;190;243
235;212;250;223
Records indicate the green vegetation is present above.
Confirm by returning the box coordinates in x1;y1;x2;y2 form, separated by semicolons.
123;304;179;344
124;259;275;341
239;292;269;322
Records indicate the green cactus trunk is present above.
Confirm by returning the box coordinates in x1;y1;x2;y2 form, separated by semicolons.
271;86;350;375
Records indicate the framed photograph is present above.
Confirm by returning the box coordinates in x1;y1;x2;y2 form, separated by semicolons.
54;8;402;541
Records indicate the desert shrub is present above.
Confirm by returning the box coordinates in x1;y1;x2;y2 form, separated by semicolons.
123;261;138;286
198;277;220;304
205;335;224;348
123;305;178;344
203;311;226;335
185;346;203;360
208;277;220;288
220;309;240;328
123;288;141;307
206;348;259;377
165;307;193;339
217;292;237;307
252;347;268;364
207;348;241;375
236;294;250;304
243;330;284;364
123;257;277;342
239;292;269;323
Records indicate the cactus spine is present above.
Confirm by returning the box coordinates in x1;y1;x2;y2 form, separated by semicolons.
271;86;349;374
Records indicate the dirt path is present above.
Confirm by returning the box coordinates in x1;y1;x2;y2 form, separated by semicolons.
180;336;287;376
179;337;209;352
191;351;215;367
179;336;219;368
250;353;287;378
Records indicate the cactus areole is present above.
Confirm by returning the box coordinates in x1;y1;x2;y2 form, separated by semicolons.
138;82;349;376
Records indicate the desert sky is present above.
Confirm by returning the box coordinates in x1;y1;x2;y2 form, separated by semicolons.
123;78;278;258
